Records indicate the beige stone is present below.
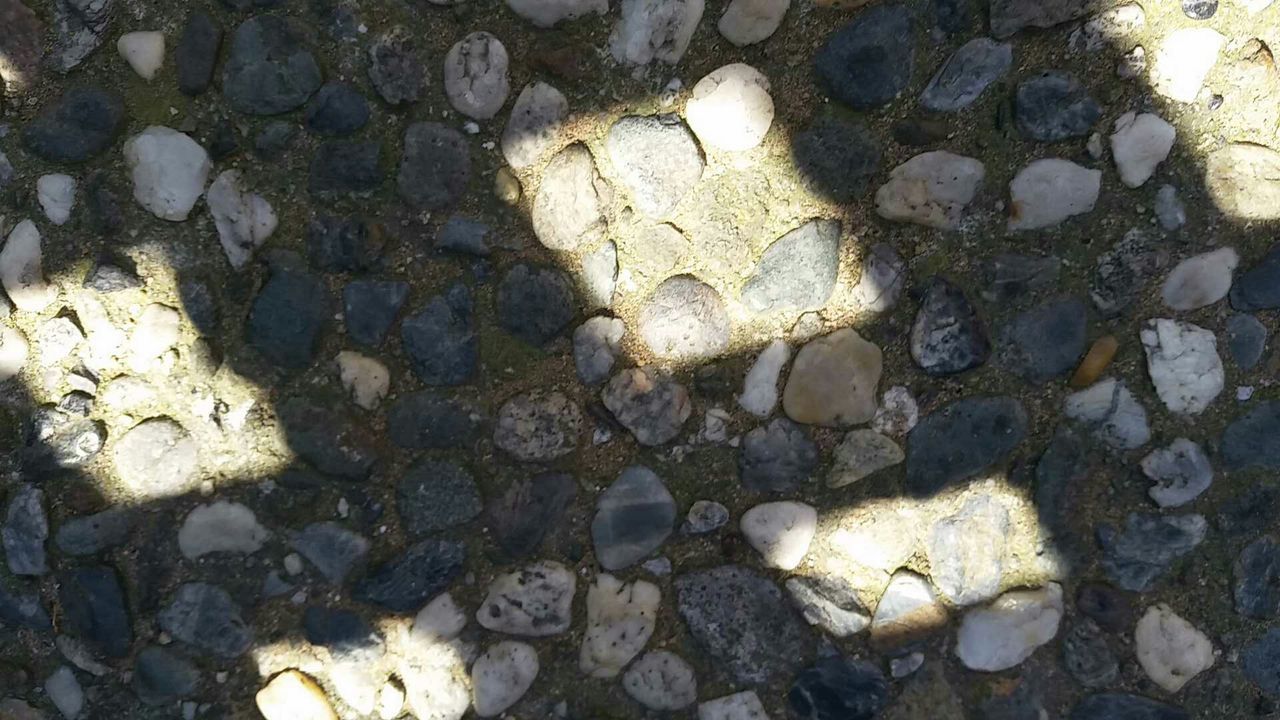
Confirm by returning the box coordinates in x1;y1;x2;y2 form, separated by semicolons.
1206;143;1280;221
828;429;904;487
783;329;882;426
1135;604;1215;693
256;671;337;720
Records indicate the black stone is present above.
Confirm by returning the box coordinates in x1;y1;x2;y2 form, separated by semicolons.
179;280;219;336
247;263;331;369
982;254;1062;303
401;283;477;386
302;606;383;658
56;508;134;556
1182;0;1217;19
1222;401;1280;471
1226;314;1267;370
1034;425;1088;536
1062;621;1118;688
58;566;132;658
133;646;200;706
84;172;124;234
397;459;483;535
999;297;1088;383
933;0;973;33
386;391;481;449
310;141;383;195
990;0;1091;38
982;682;1046;720
1097;513;1205;592
352;539;465;613
278;398;377;480
1235;535;1280;619
223;16;322;115
254;121;296;157
207;120;241;160
891;118;951;146
911;277;991;375
1076;582;1133;633
0;585;51;632
905;396;1028;497
397;122;471;210
1230;244;1280;311
1243;629;1280;697
1218;482;1279;537
496;264;576;346
176;12;222;96
1070;693;1189;720
788;655;888;720
793;115;881;203
436;217;492;256
290;522;370;585
307;215;380;272
1015;71;1101;142
814;4;916;110
158;583;253;659
23;87;125;163
739;418;819;493
306;83;371;136
343;279;409;348
487;473;577;560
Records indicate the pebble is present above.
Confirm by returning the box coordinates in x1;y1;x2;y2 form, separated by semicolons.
305;83;371;136
849;243;905;313
783;329;883;426
910;278;990;375
497;264;576;346
176;12;221;95
256;671;336;720
3;485;46;576
1230;242;1280;310
1226;313;1267;369
367;28;426;106
620;651;696;711
1141;439;1213;508
472;642;539;717
573;316;625;385
397;122;470;210
877;152;985;230
1183;0;1218;18
981;253;1061;303
435;216;491;257
133;646;200;706
1162;248;1237;311
1077;583;1134;633
335;351;389;410
310;140;383;196
921;38;1012;111
222;16;321;114
1141;319;1224;415
739;340;789;417
928;494;1010;606
256;122;297;158
1155;184;1187;230
159;583;252;658
37;174;76;225
905;396;1028;497
344;279;408;348
828;429;903;487
999;297;1088;383
739;418;818;492
55;507;133;556
592;466;676;569
1234;536;1280;618
1071;693;1188;720
1134;604;1214;692
37;317;83;365
580;574;659;677
207;170;277;268
278;398;377;479
1243;629;1280;697
815;5;915;110
290;522;370;584
793;114;882;202
956;584;1063;672
788;656;888;720
719;0;788;45
871;570;948;647
487;472;576;560
45;667;84;720
890;654;924;679
23;87;125;163
675;565;812;684
2;220;56;313
247;261;330;369
1097;512;1206;591
686;63;774;151
112;418;200;500
506;0;606;27
1071;4;1144;52
177;501;269;559
638;276;729;360
1091;229;1168;316
609;0;704;66
1015;71;1100;142
1062;621;1118;688
607;115;703;217
124;127;211;221
1151;28;1223;102
533;144;609;251
1008;159;1102;230
444;32;510;120
742;219;840;314
699;691;769;720
494;391;583;461
117;31;164;80
684;501;730;534
740;501;816;570
477;561;575;636
495;167;522;204
990;0;1090;37
786;575;871;638
603;367;691;445
1110;112;1175;188
352;539;464;612
502;82;568;169
396;459;482;535
401;283;477;386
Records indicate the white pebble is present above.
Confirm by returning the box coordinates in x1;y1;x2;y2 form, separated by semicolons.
610;0;705;67
118;31;165;81
206;170;277;269
443;32;510;120
0;326;30;382
1141;319;1224;415
336;351;390;410
472;642;539;717
738;339;789;418
956;584;1063;672
1;220;56;312
1135;604;1215;692
739;501;816;570
37;174;77;225
685;63;774;152
1008;159;1101;231
698;690;769;720
1151;28;1223;102
718;0;789;46
124;127;212;222
502;82;569;169
177;501;270;559
1161;247;1238;311
127;303;181;373
875;151;986;230
622;651;697;711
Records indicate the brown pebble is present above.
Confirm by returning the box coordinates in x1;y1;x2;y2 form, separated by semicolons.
1070;335;1119;388
494;168;521;205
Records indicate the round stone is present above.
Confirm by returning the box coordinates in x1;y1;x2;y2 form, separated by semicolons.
783;329;883;427
493;391;584;462
637;276;730;362
685;63;774;152
112;418;200;500
443;32;510;120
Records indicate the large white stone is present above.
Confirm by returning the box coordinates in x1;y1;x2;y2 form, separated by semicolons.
444;32;510;120
336;351;390;410
472;642;538;717
256;670;337;720
117;31;165;81
875;151;985;230
37;174;76;226
622;651;697;711
178;501;270;559
738;339;789;418
206;170;278;269
685;63;774;151
1110;112;1175;188
580;574;659;678
0;326;29;382
1008;159;1101;231
1135;604;1214;692
956;584;1063;672
477;562;575;636
127;303;181;373
610;0;705;66
1141;438;1213;508
1152;28;1223;102
740;501;816;570
718;0;789;46
1;220;56;312
501;82;569;169
1161;247;1238;311
124;127;212;222
1141;319;1223;415
505;0;607;27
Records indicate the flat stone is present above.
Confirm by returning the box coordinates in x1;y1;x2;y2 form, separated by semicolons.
256;671;336;720
638;276;729;361
306;83;370;136
927;494;1009;606
1141;439;1212;508
738;340;788;417
999;297;1088;383
401;283;477;386
956;584;1063;672
592;466;676;570
367;28;426;106
506;0;607;27
815;4;915;110
1152;28;1223;102
158;583;252;658
1219;482;1280;537
1008;159;1102;230
23;87;124;163
472;642;538;717
178;501;269;559
1234;536;1280;618
828;429;903;487
176;12;221;96
207;170;277;269
1226;313;1267;369
792;114;881;202
786;575;870;638
905;396;1028;497
740;219;841;315
921;38;1012;111
476;561;575;636
386;391;480;450
870;571;948;647
574;317;625;385
739;419;819;492
397;122;470;210
397;459;482;535
223;16;321;114
580;574;659;677
1230;243;1280;310
496;264;575;346
532;144;609;252
783;329;883;427
675;565;813;684
308;215;379;273
1097;512;1206;592
1161;247;1237;311
990;0;1090;37
1243;629;1280;697
1134;604;1214;692
56;508;133;556
603;367;691;445
1015;71;1101;142
291;522;370;584
875;151;985;229
1111;112;1175;188
788;656;888;720
1091;229;1168;316
609;0;704;66
623;651;697;711
1141;319;1223;415
2;484;45;576
444;32;509;120
494;391;582;462
502;82;568;169
309;141;383;196
686;63;775;151
133;646;200;706
247;263;330;369
112;418;200;500
911;278;990;375
699;691;769;720
606;115;703;218
1070;694;1188;720
352;539;465;613
1063;621;1119;688
488;472;576;560
123;126;211;221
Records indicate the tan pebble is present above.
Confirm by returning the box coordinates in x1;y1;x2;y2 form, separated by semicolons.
1070;335;1119;388
256;670;337;720
495;167;521;205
